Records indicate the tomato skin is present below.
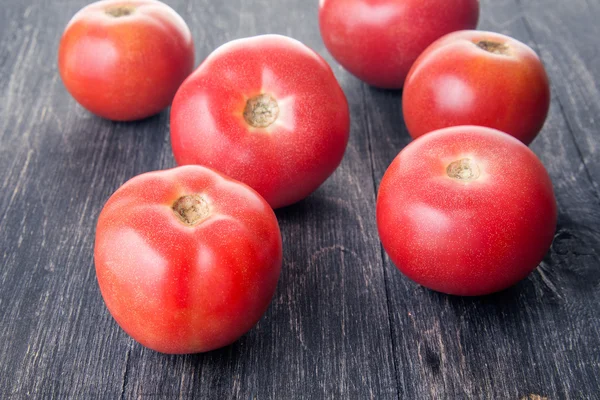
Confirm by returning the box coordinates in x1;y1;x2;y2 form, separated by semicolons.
318;0;479;89
94;166;282;353
403;30;550;145
170;34;350;209
58;0;194;121
376;126;557;296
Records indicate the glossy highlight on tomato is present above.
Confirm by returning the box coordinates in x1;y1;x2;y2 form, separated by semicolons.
170;34;350;209
377;126;557;296
59;0;195;121
403;30;550;144
94;166;282;353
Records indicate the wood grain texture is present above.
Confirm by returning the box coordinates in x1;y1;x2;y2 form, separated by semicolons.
365;1;600;398
519;0;600;195
0;0;598;399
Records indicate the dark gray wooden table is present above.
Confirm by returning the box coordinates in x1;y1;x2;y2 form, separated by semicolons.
1;0;599;398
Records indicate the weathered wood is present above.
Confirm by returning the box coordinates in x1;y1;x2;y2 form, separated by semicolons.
1;0;397;398
519;0;600;195
363;1;600;398
0;0;598;398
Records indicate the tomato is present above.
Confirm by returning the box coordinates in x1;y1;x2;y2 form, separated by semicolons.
403;30;551;145
170;34;350;209
58;0;194;121
318;0;479;89
94;166;282;353
376;126;557;296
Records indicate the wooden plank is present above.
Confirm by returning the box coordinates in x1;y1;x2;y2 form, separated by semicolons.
119;0;399;397
1;0;599;398
0;1;141;397
0;0;398;398
362;0;600;398
515;0;600;195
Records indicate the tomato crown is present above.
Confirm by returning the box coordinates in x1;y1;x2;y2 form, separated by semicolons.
172;194;210;226
475;40;511;56
243;94;280;128
104;5;136;18
446;158;480;182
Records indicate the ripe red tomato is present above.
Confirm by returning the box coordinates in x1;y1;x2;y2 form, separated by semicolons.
403;30;551;145
376;126;557;296
94;166;282;353
318;0;479;89
58;0;194;121
170;34;350;209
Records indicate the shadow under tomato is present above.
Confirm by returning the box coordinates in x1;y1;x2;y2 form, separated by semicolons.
131;197;335;368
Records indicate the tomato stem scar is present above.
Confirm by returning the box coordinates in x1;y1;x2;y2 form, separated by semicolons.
105;5;136;18
172;194;210;226
243;94;279;128
447;158;480;182
475;40;510;56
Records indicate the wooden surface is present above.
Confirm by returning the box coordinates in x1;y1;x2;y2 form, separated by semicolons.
1;0;599;398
